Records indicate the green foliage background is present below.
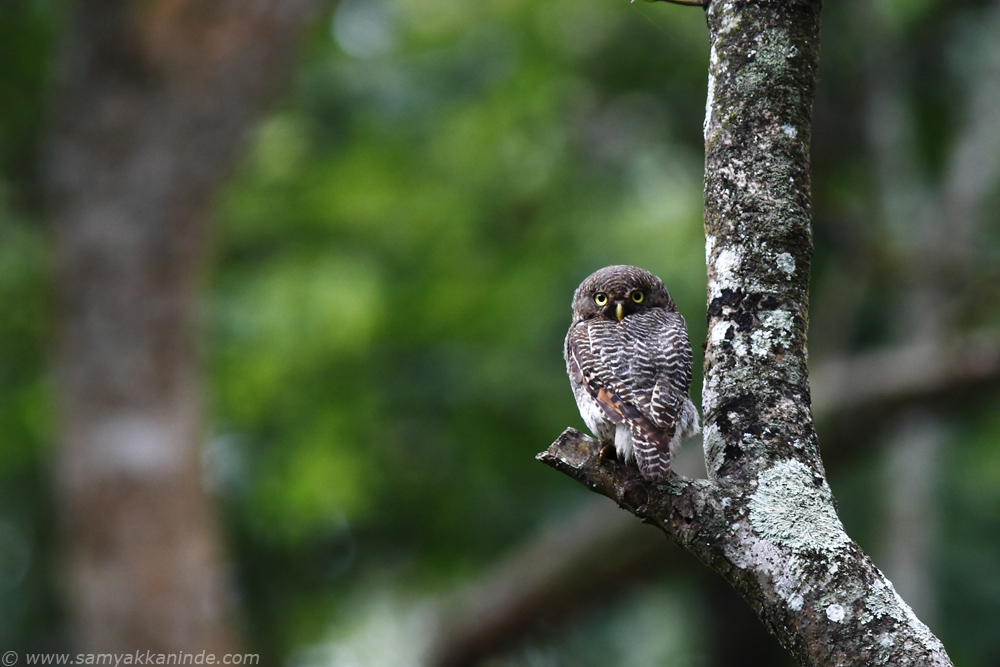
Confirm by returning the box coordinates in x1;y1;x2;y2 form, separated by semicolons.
1;0;999;664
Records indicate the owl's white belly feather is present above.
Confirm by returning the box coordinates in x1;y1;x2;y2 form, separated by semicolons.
570;378;637;461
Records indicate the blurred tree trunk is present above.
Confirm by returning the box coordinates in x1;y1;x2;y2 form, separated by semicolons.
44;0;324;654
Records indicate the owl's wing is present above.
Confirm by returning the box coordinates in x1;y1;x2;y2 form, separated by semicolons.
620;309;693;479
638;309;693;433
566;310;693;481
567;322;625;427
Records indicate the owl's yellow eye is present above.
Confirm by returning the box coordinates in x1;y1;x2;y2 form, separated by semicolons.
631;290;644;304
594;292;608;306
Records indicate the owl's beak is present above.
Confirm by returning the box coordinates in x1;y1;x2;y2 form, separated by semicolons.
615;302;624;322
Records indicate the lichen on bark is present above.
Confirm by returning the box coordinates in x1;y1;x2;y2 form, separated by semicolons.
702;0;820;488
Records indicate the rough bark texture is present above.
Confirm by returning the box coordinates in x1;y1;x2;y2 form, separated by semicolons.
540;1;954;665
44;0;324;654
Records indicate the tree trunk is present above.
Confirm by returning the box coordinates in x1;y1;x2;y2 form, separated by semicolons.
44;0;323;654
540;1;953;664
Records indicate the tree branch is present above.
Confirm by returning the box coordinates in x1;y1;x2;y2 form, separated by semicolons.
810;331;1000;417
539;433;951;666
538;430;724;558
539;1;955;664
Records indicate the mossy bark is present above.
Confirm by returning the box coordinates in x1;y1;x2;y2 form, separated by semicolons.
542;1;953;664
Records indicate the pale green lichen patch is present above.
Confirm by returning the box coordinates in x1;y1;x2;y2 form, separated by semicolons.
705;43;720;140
711;307;798;361
826;603;846;623
861;577;904;625
749;309;795;357
716;246;741;276
709;320;732;347
704;2;739;140
723;532;818;612
736;28;796;97
862;576;945;654
700;417;725;476
710;246;743;299
776;251;795;277
718;10;740;36
749;459;850;552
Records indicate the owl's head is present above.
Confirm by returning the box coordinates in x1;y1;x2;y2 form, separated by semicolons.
571;265;675;323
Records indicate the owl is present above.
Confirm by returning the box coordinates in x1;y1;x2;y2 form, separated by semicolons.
565;265;699;482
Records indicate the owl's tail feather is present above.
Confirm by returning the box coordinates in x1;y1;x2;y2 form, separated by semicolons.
633;437;672;483
592;385;675;482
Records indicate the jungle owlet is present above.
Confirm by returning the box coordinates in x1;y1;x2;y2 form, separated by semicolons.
565;265;699;482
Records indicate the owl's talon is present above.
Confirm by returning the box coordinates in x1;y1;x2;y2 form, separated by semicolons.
598;442;614;461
